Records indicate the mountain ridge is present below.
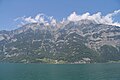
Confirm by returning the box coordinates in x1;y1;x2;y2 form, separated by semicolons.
0;19;120;63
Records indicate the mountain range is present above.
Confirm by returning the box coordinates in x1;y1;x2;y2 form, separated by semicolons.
0;18;120;63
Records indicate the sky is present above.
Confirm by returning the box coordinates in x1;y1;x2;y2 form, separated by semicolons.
0;0;120;30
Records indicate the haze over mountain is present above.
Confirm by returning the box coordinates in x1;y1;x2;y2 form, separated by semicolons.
0;10;120;63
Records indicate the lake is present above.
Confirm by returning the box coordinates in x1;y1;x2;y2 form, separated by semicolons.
0;63;120;80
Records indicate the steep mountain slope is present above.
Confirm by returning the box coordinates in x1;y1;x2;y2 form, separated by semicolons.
0;19;120;63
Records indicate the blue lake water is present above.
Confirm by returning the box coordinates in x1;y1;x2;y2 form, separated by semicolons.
0;63;120;80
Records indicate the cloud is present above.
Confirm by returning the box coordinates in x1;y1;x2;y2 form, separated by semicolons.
50;17;57;26
23;14;46;24
106;9;120;17
67;10;120;26
24;16;37;23
16;13;57;26
15;10;120;27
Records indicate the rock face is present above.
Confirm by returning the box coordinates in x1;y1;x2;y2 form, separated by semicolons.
0;19;120;63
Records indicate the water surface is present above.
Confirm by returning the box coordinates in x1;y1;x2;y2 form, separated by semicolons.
0;63;120;80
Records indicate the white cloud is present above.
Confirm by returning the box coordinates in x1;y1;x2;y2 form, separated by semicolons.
24;16;37;23
17;13;57;26
106;9;120;17
49;17;57;26
35;13;44;21
67;10;120;26
15;10;120;27
60;18;66;24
